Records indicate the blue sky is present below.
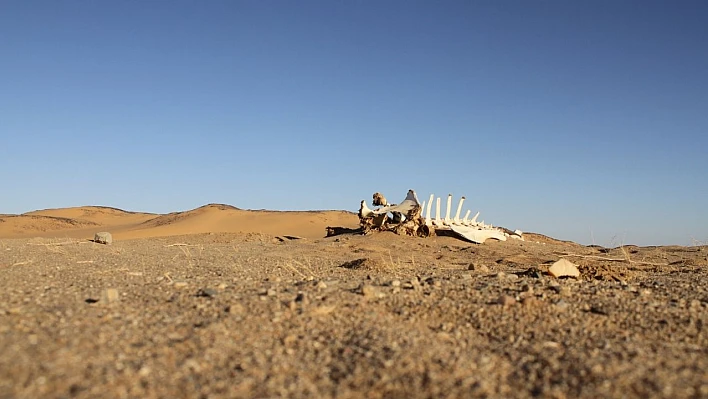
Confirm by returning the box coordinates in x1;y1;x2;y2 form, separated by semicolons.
1;1;706;246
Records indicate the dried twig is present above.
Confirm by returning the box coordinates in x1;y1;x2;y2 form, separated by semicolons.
27;241;78;246
12;260;33;266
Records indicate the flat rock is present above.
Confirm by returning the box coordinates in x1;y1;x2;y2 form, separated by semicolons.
94;232;113;245
548;259;580;278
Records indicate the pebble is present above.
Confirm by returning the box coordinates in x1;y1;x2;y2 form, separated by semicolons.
390;280;401;287
360;284;377;298
554;299;569;310
100;288;120;304
173;281;189;289
469;263;490;273
227;303;245;314
196;288;217;298
497;295;516;307
548;259;580;278
522;297;540;307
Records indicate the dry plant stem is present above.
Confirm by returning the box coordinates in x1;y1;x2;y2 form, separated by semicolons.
27;241;79;246
12;260;33;266
560;253;669;266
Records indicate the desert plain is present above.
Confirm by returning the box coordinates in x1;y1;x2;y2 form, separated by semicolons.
0;204;706;398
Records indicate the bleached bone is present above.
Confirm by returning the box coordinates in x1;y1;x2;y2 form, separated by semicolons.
434;197;442;226
358;190;522;243
359;200;374;218
454;196;465;224
444;194;452;225
450;225;508;244
469;211;480;225
371;189;420;216
426;194;434;223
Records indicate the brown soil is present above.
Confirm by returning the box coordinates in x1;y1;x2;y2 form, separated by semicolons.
0;206;706;398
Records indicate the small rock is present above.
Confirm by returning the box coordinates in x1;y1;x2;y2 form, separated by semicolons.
548;259;580;278
469;263;490;273
94;232;113;245
100;288;120;304
522;297;540;307
315;281;327;290
390;280;401;287
227;303;245;314
360;284;378;298
267;289;277;296
196;288;217;298
173;281;189;289
497;295;516;307
554;299;569;310
559;286;572;297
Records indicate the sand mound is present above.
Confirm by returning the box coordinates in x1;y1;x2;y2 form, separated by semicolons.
25;206;155;224
0;215;99;237
0;204;359;241
129;205;357;240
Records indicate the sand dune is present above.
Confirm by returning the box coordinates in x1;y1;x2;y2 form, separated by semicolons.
0;204;359;241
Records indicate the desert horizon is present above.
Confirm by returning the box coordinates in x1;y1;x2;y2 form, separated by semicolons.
0;203;360;242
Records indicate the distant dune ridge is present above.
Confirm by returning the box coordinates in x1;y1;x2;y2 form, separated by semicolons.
0;204;359;241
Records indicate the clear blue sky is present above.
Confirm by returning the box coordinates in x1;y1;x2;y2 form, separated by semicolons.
1;1;706;246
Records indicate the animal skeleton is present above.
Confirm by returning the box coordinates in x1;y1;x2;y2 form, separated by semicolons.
358;189;523;244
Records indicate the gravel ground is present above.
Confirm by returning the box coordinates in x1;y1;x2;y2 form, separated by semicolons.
1;232;706;398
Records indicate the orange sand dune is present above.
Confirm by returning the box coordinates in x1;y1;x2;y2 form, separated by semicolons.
0;204;359;241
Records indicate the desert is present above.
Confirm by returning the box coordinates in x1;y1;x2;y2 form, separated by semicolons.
0;201;706;398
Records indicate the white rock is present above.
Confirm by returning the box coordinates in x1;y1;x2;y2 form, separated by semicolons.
94;232;113;245
548;259;580;278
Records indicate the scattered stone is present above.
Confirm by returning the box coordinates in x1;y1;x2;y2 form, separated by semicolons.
554;299;569;310
227;303;245;314
468;263;490;273
196;288;217;298
391;280;401;287
548;259;580;278
217;283;228;290
94;232;113;245
559;286;572;297
173;281;189;289
310;305;337;316
360;284;378;298
315;281;327;290
100;288;120;304
267;289;277;296
522;297;540;307
497;295;516;307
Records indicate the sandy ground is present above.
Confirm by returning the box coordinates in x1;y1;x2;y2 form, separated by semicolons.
0;206;706;398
